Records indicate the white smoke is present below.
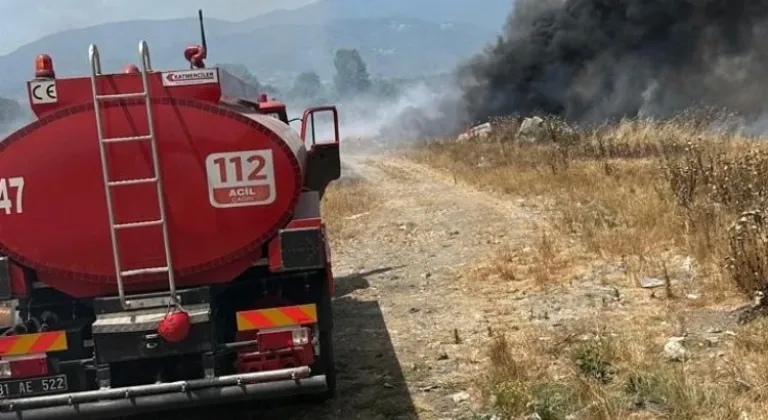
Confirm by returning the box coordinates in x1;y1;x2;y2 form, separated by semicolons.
335;83;444;139
286;81;462;153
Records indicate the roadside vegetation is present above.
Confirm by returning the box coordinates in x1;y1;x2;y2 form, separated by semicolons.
412;112;768;419
321;178;379;244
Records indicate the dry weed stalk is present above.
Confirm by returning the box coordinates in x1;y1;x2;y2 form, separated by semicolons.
726;211;768;301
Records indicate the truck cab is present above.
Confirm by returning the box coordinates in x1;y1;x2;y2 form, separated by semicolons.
255;97;289;124
218;92;289;125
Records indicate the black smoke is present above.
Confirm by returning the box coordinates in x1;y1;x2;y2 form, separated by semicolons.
459;0;768;125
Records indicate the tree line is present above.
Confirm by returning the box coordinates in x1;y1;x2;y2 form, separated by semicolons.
0;47;419;130
217;48;399;106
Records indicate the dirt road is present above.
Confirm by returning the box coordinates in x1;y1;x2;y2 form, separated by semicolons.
143;150;543;420
232;150;544;420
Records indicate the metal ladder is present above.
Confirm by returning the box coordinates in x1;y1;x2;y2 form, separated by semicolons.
88;41;177;310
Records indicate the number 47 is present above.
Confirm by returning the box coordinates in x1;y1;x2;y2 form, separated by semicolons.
0;177;25;215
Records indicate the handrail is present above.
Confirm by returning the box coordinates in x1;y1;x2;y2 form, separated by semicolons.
138;40;153;72
88;44;102;75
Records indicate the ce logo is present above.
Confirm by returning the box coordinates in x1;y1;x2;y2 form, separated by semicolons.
32;83;56;101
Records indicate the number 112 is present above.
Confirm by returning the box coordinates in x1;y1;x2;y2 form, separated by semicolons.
212;155;267;184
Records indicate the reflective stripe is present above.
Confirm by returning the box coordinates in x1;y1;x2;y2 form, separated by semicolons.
0;331;68;356
236;304;318;331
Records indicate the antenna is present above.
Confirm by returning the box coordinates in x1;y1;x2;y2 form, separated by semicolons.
198;9;208;56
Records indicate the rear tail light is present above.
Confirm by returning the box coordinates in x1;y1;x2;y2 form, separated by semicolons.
0;355;48;379
291;327;309;346
0;300;18;330
257;327;310;352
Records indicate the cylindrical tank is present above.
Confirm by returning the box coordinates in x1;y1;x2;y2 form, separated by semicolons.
0;97;306;297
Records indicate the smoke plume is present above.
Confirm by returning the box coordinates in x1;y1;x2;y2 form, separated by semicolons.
460;0;768;125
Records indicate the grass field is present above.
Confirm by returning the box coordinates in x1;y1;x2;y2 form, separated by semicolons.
321;178;379;245
412;114;768;419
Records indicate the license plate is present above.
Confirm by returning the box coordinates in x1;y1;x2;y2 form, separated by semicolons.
0;374;68;398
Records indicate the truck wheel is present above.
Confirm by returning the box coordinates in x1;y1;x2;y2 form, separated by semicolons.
316;328;337;400
304;283;336;403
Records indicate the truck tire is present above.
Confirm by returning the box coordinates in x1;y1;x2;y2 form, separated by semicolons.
315;328;337;400
304;284;336;403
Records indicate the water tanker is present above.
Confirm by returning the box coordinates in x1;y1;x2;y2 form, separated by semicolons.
0;10;341;420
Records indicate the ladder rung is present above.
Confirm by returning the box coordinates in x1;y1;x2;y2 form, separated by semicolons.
108;177;157;187
96;92;146;101
114;219;163;229
121;267;169;277
102;135;152;144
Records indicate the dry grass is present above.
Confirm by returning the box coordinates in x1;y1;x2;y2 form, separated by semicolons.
321;178;380;244
477;312;768;420
412;113;768;419
482;323;740;420
413;114;768;301
472;226;586;287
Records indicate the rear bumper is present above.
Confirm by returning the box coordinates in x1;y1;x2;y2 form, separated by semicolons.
0;367;327;420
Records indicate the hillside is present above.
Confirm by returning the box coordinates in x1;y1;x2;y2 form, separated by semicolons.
241;0;513;30
0;0;510;53
0;3;503;98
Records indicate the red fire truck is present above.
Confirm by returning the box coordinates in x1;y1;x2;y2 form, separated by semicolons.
0;10;341;419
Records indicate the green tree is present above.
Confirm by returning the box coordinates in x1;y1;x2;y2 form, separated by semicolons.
291;71;324;100
333;48;371;97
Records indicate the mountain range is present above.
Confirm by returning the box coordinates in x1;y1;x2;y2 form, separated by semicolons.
0;0;513;98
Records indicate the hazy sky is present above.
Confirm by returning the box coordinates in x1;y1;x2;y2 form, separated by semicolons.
0;0;319;54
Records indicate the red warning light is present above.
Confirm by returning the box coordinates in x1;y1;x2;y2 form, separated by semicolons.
34;54;55;78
